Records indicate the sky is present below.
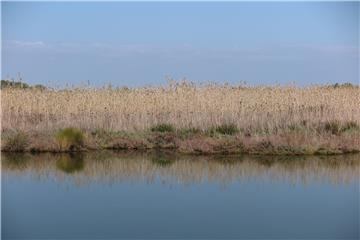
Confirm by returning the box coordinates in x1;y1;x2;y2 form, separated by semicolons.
1;2;359;87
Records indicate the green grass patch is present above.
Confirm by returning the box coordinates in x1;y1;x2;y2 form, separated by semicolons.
177;127;202;138
91;129;131;138
342;121;360;133
321;121;360;135
151;123;175;133
208;123;239;136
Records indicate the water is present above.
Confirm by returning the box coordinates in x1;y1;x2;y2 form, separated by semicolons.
2;152;359;239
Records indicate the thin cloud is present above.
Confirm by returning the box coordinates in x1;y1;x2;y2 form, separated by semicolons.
11;40;45;47
3;41;358;61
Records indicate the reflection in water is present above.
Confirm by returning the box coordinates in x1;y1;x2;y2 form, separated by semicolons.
2;153;31;170
56;153;85;174
151;151;176;167
2;151;359;239
2;151;360;186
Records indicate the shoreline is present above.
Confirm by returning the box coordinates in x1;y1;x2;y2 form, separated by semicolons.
2;129;359;155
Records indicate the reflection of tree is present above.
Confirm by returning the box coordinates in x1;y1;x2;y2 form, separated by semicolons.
56;153;85;174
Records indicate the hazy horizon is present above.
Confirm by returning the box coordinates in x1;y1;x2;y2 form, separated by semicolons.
2;2;359;87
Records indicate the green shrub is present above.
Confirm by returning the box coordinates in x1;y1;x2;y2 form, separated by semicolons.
56;128;84;151
3;131;28;152
151;123;175;133
178;127;201;138
211;123;239;135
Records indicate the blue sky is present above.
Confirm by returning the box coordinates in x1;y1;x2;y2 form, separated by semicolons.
2;2;359;87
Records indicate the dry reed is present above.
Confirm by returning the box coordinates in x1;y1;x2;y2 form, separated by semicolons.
2;83;359;133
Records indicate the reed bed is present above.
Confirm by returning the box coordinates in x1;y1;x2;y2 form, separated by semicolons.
2;83;359;133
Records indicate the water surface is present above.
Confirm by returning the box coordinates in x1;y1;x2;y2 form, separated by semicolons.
2;152;359;239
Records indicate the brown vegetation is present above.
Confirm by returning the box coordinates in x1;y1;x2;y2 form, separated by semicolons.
1;83;359;154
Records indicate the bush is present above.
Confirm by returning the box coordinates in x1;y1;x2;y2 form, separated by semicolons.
3;131;28;152
151;123;175;133
212;123;239;135
56;128;84;151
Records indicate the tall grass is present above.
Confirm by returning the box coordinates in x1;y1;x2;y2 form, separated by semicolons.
1;83;359;133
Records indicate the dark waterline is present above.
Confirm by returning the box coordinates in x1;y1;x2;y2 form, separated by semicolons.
2;152;359;239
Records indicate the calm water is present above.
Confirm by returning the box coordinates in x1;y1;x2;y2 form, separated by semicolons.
2;152;359;239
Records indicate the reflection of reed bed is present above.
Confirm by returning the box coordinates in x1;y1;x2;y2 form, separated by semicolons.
2;152;359;186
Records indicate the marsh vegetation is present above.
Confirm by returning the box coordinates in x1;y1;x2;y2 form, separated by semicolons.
1;82;359;154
